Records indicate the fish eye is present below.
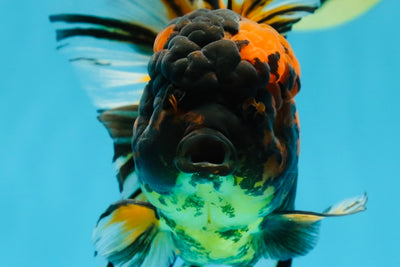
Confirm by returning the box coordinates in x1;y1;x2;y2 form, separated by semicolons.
240;89;278;126
162;85;186;112
172;88;186;103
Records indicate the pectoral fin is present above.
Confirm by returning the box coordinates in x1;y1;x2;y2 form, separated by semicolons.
93;200;176;267
98;105;140;199
256;193;367;261
323;193;367;215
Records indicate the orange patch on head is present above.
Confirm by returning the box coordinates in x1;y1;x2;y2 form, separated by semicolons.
262;155;281;181
154;24;175;52
226;19;301;98
153;110;167;131
169;95;179;113
243;98;266;114
278;34;300;76
185;112;203;125
152;14;301;105
261;138;287;181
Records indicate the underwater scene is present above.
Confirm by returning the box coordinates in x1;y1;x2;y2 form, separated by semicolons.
0;0;399;266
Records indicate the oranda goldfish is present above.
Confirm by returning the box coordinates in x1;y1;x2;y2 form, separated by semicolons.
50;1;377;266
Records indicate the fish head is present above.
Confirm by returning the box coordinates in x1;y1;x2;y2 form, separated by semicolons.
132;9;301;218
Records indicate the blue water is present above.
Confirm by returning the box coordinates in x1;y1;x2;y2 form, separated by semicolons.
0;1;398;266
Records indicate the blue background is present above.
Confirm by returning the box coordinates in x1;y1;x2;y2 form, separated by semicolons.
0;1;398;266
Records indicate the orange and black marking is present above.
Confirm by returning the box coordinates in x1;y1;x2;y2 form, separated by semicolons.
152;9;300;108
137;9;300;196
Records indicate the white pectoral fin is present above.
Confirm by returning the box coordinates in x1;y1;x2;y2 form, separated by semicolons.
256;193;367;260
93;200;176;267
322;192;367;216
293;0;381;31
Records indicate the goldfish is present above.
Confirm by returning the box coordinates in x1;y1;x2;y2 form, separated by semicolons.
50;1;378;266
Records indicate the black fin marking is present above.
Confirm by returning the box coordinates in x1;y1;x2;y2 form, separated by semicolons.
203;0;222;9
229;0;321;34
245;0;267;17
98;105;139;197
227;0;233;10
277;259;292;267
258;6;317;24
163;0;186;16
49;14;157;49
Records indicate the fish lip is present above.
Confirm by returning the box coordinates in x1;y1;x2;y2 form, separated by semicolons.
174;128;238;176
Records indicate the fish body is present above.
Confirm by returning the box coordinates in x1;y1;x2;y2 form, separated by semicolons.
50;1;376;266
133;10;300;265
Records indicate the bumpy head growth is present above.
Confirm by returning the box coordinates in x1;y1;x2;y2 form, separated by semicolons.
133;9;302;194
149;8;300;111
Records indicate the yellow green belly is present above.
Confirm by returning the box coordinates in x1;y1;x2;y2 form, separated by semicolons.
142;173;276;265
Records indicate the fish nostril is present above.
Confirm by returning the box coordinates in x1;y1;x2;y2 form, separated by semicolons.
175;128;237;175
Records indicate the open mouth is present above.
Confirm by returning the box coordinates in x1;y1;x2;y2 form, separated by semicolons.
189;137;226;165
175;128;238;176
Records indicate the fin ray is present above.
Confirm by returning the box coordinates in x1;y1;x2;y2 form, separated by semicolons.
256;193;367;260
323;193;368;216
293;0;381;31
93;200;176;267
54;37;149;108
227;0;320;33
256;212;321;260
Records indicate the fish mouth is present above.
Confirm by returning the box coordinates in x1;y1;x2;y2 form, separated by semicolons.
175;128;238;176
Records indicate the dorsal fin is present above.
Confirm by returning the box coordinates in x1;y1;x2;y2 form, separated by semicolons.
50;0;381;110
293;0;381;31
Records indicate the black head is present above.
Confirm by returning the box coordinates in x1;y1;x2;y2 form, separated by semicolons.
132;9;300;196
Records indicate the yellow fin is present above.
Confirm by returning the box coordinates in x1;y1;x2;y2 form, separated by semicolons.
93;200;176;266
293;0;381;31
